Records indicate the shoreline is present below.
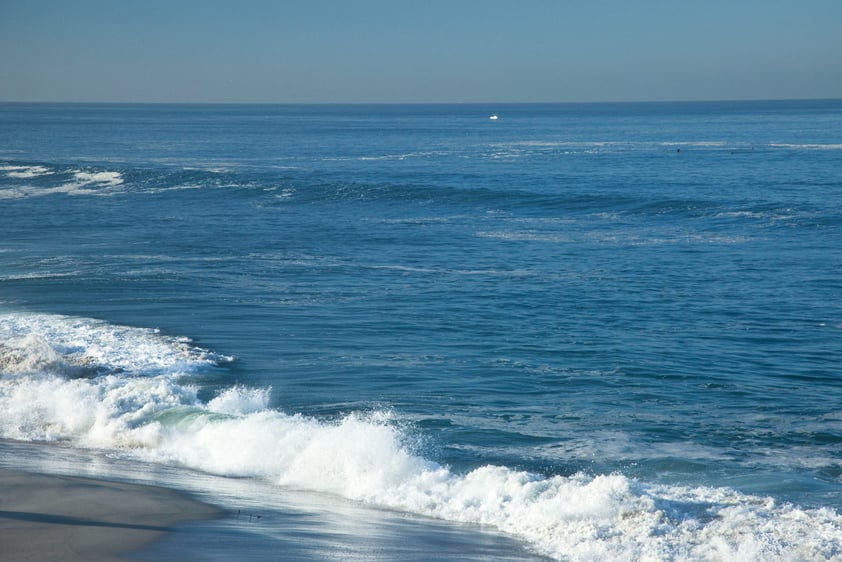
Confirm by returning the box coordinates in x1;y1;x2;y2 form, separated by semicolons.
0;467;225;561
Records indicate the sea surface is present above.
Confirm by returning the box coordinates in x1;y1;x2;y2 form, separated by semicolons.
1;100;841;560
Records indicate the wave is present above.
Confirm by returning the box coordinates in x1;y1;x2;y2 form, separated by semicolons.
0;313;227;380
274;179;637;216
69;169;124;187
0;160;741;225
480;139;842;158
0;164;54;178
1;312;841;560
770;143;842;151
477;230;574;243
483;140;755;159
0;164;125;199
0;160;297;201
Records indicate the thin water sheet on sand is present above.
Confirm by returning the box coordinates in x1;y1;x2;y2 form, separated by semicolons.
0;468;223;561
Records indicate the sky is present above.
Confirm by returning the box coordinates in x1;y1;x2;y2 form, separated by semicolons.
1;0;841;104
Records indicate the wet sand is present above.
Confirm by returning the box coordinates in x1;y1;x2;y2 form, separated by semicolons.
0;468;224;561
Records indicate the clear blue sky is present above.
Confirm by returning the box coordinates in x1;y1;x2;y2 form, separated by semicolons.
1;0;841;103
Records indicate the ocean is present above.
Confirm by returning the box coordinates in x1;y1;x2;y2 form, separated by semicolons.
1;100;841;560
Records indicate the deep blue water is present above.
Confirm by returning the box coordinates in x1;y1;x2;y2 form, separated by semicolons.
1;101;841;560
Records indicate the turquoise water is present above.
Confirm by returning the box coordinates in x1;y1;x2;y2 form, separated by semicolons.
1;101;841;560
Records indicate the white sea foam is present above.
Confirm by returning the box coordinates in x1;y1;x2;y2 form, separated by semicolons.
0;313;227;378
207;385;272;415
56;169;125;196
477;230;573;243
1;312;841;561
0;164;54;178
70;169;124;187
0;167;125;199
770;143;842;150
368;264;535;278
661;141;729;148
0;272;81;282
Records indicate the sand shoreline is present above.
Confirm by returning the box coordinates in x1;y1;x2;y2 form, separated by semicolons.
0;467;225;561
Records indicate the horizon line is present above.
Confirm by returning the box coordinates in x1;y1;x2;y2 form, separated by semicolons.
1;97;840;107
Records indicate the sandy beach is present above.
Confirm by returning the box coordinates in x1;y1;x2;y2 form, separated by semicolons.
0;468;224;561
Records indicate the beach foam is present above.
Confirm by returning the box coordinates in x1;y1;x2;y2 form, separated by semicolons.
1;312;841;561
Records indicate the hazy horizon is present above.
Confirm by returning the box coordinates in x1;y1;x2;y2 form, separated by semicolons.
2;97;841;106
2;0;841;104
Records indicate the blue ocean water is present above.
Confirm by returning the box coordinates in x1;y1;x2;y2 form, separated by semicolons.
1;101;841;560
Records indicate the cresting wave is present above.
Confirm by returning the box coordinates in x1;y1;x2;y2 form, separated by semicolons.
0;164;54;178
1;312;841;561
0;164;124;199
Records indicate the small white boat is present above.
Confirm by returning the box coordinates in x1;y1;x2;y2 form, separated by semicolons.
489;114;499;120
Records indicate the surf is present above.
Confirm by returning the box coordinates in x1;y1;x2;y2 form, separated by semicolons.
2;312;841;560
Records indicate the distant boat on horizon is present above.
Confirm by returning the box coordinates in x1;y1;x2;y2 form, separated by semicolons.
489;113;499;120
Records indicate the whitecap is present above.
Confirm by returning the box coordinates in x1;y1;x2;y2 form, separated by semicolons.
71;169;123;186
0;164;54;178
0;167;126;199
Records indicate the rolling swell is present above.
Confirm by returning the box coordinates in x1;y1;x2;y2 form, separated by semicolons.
0;158;725;220
6;157;823;233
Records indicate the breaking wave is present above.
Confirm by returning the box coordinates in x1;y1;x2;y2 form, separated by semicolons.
0;164;124;199
1;312;841;561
